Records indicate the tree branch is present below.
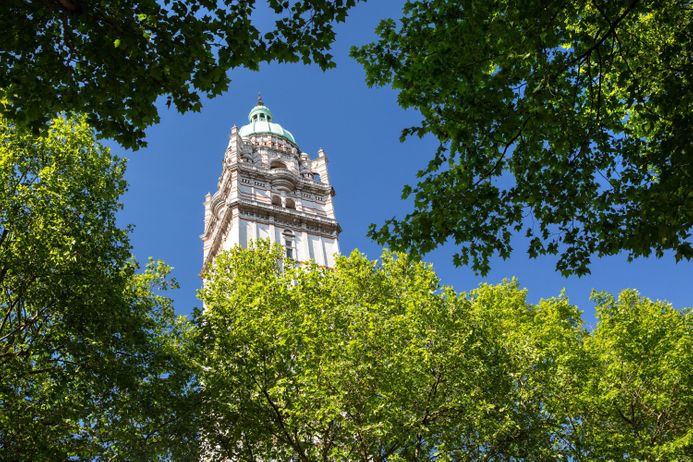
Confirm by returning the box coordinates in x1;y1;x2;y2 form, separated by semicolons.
54;0;83;15
260;387;309;462
570;0;640;66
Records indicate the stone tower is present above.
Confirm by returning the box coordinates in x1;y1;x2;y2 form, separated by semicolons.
202;97;341;268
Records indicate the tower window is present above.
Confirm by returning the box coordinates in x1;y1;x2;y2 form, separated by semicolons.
283;230;295;260
270;160;287;170
285;239;294;259
272;195;282;206
285;198;295;209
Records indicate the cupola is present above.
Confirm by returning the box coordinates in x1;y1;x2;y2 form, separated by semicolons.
238;95;297;144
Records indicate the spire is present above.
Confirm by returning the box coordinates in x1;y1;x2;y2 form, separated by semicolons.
257;93;264;107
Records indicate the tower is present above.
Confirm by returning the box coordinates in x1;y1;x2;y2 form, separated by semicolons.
202;97;341;268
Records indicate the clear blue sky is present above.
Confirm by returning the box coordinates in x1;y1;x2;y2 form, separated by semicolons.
116;1;691;326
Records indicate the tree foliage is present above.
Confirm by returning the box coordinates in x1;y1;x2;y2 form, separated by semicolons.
352;0;692;275
0;114;197;460
1;0;361;149
579;290;693;459
194;243;692;460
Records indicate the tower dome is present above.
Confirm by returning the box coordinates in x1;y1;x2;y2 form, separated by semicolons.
238;95;297;144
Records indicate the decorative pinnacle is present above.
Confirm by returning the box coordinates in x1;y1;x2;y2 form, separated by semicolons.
257;92;264;106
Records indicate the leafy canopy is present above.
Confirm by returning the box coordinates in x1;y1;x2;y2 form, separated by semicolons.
1;0;361;149
194;243;692;460
0;114;198;460
579;290;693;459
352;0;692;275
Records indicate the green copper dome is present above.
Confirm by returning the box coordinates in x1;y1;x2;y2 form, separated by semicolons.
238;96;296;144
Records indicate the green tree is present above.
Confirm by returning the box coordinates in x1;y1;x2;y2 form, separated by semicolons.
352;0;692;276
195;243;691;460
0;114;198;460
1;0;361;149
194;244;563;459
578;290;693;460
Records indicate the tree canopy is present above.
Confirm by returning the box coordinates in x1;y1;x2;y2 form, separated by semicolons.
352;0;692;276
194;243;692;460
1;0;361;149
0;114;198;460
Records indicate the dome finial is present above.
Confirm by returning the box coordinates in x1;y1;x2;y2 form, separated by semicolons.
257;92;264;107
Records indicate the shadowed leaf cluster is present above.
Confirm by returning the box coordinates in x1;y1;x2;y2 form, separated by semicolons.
353;0;692;276
1;0;362;149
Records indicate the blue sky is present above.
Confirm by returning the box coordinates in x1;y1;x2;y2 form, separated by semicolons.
116;1;691;326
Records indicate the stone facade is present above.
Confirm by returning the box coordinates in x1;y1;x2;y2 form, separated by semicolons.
202;99;341;268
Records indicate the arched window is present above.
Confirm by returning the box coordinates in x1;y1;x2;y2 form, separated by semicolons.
312;173;322;183
270;160;287;170
285;198;296;209
271;195;282;206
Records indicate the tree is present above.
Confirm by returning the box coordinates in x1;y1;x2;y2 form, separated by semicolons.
352;0;692;276
578;290;692;460
1;0;361;149
195;243;690;460
0;113;198;460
